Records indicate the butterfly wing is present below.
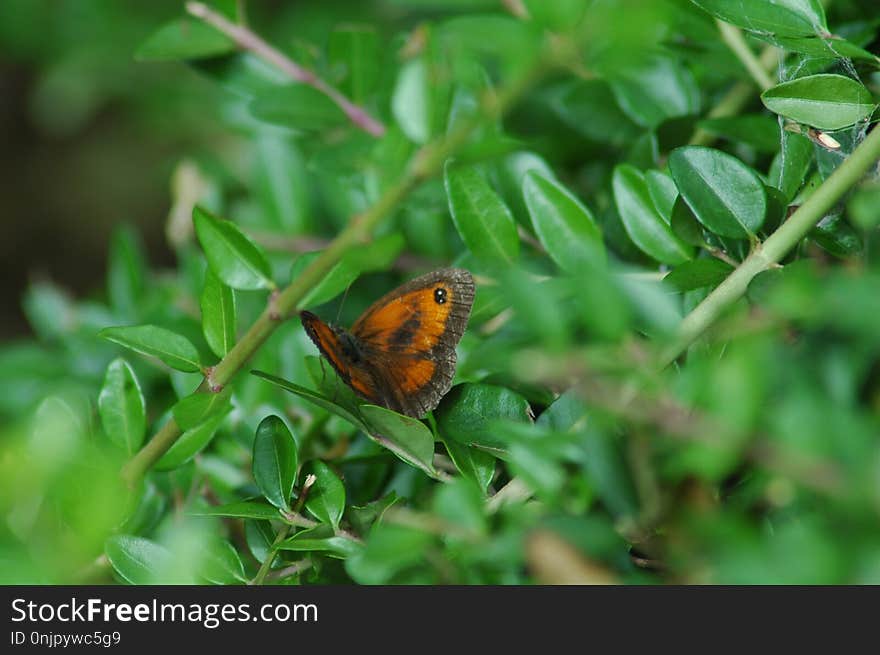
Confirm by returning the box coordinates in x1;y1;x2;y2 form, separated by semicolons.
300;311;384;406
351;268;475;417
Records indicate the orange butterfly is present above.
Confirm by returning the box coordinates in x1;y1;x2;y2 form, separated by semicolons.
301;268;475;418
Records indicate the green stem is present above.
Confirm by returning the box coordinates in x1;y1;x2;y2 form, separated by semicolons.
716;20;776;91
660;124;880;367
120;56;549;488
251;475;315;585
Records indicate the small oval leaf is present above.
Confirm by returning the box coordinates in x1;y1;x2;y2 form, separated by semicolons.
201;269;236;358
668;146;767;239
445;161;519;266
98;358;146;455
612;165;693;265
193;206;274;291
253;415;298;511
99;325;202;373
522;171;605;272
761;74;876;131
360;405;437;477
304;460;346;529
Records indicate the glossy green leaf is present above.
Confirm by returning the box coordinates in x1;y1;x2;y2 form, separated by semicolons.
99;325;202;373
670;196;705;247
252;415;298;511
156;409;231;470
294;233;405;308
250;84;347;131
609;56;699;129
105;535;171;585
612;164;693;264
772;130;814;201
278;530;362;559
193;206;274;290
689;0;826;37
522;171;605;272
304;460;346;529
253;132;312;233
445;161;519;266
436;383;532;450
762;75;876;131
665;258;735;292
98;358;146;455
201;268;236;358
668;146;767;238
135;18;235;62
810;214;863;257
191;500;281;521
442;439;495;492
645;170;678;222
171;388;232;431
360;405;438;477
250;370;367;432
200;540;247;584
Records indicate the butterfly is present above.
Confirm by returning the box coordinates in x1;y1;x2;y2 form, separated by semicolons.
301;268;475;419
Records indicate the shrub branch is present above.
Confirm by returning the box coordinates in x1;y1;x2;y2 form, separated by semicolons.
661;124;880;366
185;1;386;137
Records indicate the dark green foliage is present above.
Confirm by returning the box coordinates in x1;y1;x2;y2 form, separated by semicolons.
2;0;880;586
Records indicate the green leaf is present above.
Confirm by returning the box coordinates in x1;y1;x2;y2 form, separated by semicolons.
294;233;405;308
200;540;247;584
645;170;679;222
670;195;705;247
392;58;432;144
201;268;236;358
761;74;876;131
172;388;232;431
98;358;146;455
304;460;346;529
665;259;735;292
522;171;605;272
252;415;298;511
445;161;519;266
250;84;347;131
105;535;172;585
107;225;146;320
278;531;362;559
772;130;813;201
810;214;863;257
522;0;588;31
612;164;693;264
193;206;274;290
135;18;235;62
609;55;699;129
848;183;880;230
99;325;202;373
250;370;367;432
436;383;532;450
689;0;826;37
191;500;281;521
360;405;438;477
156;409;231;470
668;146;767;239
442;439;495;492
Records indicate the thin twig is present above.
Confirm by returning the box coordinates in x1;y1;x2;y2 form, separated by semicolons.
185;1;385;137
